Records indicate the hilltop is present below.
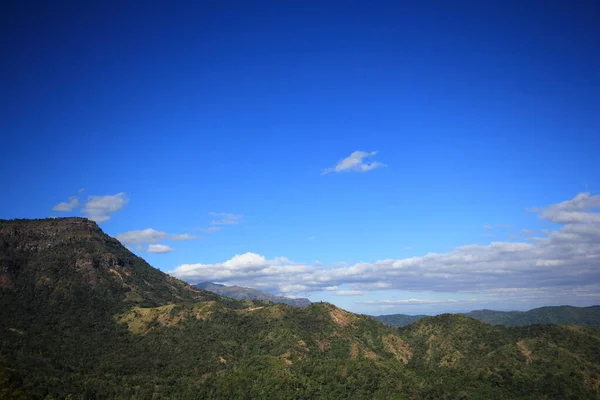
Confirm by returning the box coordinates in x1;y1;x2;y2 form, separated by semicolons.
465;305;600;326
375;305;600;328
1;218;599;399
195;281;311;307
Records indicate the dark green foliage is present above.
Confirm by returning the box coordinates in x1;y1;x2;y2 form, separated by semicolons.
1;218;599;399
375;305;600;328
374;313;428;327
465;306;600;327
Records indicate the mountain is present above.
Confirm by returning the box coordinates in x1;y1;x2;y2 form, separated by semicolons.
375;305;600;328
195;281;311;307
398;314;600;398
374;313;428;327
2;218;600;399
464;305;600;327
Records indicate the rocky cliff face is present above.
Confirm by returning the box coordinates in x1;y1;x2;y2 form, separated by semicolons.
0;217;205;307
0;217;102;252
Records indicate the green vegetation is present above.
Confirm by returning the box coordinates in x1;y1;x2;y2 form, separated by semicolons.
1;218;599;399
374;314;428;327
465;306;600;327
375;305;600;328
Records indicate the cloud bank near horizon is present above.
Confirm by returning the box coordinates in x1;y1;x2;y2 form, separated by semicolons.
169;193;600;310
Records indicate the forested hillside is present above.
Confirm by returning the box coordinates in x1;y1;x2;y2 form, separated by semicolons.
1;218;599;399
375;305;600;328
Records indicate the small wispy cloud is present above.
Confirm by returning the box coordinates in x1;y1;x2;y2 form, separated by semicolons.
358;299;459;305
171;233;198;241
82;192;128;222
331;261;348;268
52;191;127;222
202;226;222;233
52;196;80;212
335;290;363;296
483;224;513;230
322;151;386;175
522;229;535;235
116;228;198;244
147;244;174;254
116;228;168;244
209;212;243;225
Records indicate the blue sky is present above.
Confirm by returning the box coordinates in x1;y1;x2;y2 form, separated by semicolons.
1;1;599;314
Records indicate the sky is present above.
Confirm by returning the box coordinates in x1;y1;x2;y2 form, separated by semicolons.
1;1;599;315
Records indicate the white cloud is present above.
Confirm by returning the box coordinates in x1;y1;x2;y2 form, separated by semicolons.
82;192;128;222
322;151;386;175
52;196;80;212
202;226;222;233
147;244;174;254
536;192;600;224
335;290;363;296
356;298;479;310
348;282;393;290
116;229;168;244
116;228;198;245
359;299;459;305
331;262;348;267
209;212;243;225
171;233;198;241
170;193;600;306
522;229;535;235
483;224;513;230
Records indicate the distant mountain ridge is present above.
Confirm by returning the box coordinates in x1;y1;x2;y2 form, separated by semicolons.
375;305;600;327
194;281;311;307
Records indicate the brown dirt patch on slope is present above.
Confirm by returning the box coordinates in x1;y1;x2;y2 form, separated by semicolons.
329;307;357;327
516;340;533;364
382;335;412;364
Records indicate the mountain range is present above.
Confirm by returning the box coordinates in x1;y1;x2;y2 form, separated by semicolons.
195;283;600;329
194;281;311;307
375;305;600;328
1;218;599;399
